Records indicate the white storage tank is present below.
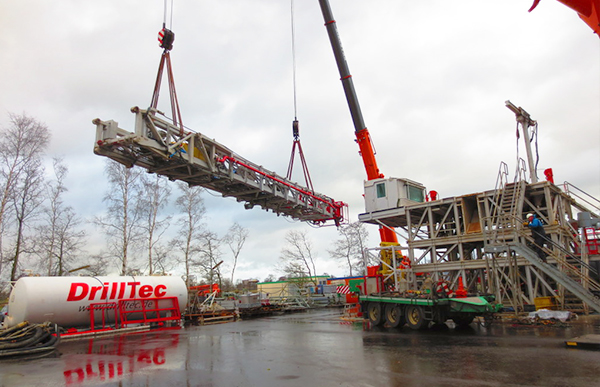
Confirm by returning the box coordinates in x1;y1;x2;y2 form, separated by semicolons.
3;276;187;328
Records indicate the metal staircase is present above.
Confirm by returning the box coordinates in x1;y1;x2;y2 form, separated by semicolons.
484;177;600;314
498;243;600;313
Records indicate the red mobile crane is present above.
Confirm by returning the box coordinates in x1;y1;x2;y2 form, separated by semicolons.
316;0;598;329
317;0;500;329
317;0;400;246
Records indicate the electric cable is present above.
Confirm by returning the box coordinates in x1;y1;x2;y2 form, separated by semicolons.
515;121;520;175
532;122;540;180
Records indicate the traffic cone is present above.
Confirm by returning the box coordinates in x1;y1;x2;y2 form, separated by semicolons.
456;277;468;298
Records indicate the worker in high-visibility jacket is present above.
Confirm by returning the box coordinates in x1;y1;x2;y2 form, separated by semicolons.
525;213;548;262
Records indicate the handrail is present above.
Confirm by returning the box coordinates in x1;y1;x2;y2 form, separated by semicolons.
563;181;600;216
216;155;344;219
514;158;527;183
494;161;509;193
486;162;509;240
510;224;600;292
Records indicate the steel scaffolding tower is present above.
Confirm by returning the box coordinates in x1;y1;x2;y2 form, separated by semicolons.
359;176;600;314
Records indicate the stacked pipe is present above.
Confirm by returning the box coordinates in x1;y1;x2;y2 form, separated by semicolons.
0;321;60;359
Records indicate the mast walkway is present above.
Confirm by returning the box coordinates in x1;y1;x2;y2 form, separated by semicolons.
93;107;346;225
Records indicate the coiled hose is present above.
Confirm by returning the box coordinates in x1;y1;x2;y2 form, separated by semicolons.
0;321;60;358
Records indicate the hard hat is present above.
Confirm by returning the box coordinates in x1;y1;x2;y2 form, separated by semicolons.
526;213;534;219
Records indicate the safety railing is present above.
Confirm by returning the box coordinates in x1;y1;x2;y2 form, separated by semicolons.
89;302;119;331
563;181;600;216
118;297;181;327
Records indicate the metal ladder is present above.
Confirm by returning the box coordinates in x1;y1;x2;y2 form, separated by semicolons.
484;174;600;313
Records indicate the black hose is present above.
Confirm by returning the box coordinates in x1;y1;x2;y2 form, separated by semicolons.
0;327;44;350
0;324;38;341
0;321;30;338
0;322;61;359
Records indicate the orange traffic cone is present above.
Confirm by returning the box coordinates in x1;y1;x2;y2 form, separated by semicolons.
456;277;468;298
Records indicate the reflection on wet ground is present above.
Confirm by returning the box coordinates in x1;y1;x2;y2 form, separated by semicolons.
1;309;599;387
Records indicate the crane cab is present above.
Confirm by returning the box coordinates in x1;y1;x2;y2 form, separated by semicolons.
364;177;425;213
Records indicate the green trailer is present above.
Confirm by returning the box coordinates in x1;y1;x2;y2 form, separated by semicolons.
361;293;502;330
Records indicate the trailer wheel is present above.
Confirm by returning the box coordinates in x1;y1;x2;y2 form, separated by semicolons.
405;305;426;330
480;314;494;328
367;303;383;326
452;314;475;327
384;304;403;328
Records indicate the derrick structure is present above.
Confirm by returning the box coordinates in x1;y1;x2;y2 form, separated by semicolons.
94;107;346;225
359;173;600;315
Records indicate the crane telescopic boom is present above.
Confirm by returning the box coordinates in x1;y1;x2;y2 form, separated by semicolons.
318;0;383;182
318;0;397;243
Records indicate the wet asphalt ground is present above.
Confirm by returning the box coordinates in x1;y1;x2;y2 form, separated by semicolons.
1;308;600;387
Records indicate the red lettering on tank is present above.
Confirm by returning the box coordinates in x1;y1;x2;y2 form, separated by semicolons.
139;285;153;298
110;282;118;299
67;283;89;301
89;286;102;300
101;283;109;299
154;284;167;297
66;281;176;302
128;282;141;298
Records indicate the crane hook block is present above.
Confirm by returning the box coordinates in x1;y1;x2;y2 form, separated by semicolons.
158;28;175;51
292;120;300;140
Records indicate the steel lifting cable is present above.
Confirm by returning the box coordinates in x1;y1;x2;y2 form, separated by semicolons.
286;0;315;192
291;0;298;122
151;0;184;135
162;0;174;30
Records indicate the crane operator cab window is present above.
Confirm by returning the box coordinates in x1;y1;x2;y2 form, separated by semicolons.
407;184;425;203
364;177;425;213
376;183;386;198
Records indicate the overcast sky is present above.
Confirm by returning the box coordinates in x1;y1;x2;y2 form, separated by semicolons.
1;0;598;281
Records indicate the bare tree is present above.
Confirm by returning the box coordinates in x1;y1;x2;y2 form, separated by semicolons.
280;230;318;287
0;113;50;278
35;157;86;276
151;244;178;275
77;252;112;276
328;222;370;276
139;173;171;275
173;182;206;288
94;161;144;275
196;231;223;287
9;155;46;280
223;222;248;284
263;274;276;282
